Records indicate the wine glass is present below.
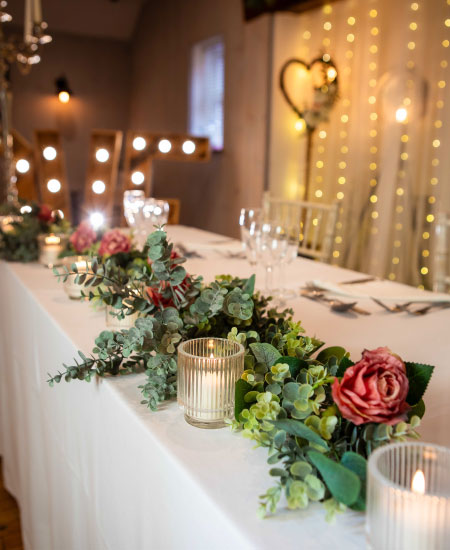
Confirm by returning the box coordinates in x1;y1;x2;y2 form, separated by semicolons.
123;190;145;228
135;198;170;248
239;207;262;268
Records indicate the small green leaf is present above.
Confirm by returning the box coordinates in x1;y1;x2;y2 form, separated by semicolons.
274;356;303;378
308;450;361;506
270;419;329;450
234;378;253;418
317;346;347;365
405;362;434;405
408;399;425;419
242;274;255;296
249;343;282;368
336;356;355;377
341;452;367;511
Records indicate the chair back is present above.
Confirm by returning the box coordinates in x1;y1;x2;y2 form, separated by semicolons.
159;198;180;225
263;196;338;263
433;212;450;292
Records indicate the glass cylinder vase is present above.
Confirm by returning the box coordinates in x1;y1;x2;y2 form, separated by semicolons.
62;256;92;300
105;306;140;330
38;233;68;268
367;441;450;550
177;338;244;429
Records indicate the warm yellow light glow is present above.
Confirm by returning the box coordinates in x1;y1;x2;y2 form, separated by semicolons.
47;179;61;193
423;231;430;239
435;120;443;127
400;152;408;160
397;188;404;196
369;62;377;71
445;18;450;27
327;67;337;81
89;212;104;230
370;195;377;203
410;2;419;11
392;257;399;264
338;176;346;184
133;136;147;151
319;130;327;139
408;41;416;50
371;27;379;36
336;191;344;200
347;34;355;42
427;214;435;223
58;91;70;104
432;158;439;167
341;146;348;154
431;177;438;185
371;212;378;219
333;250;340;258
395;107;408;123
370;112;378;121
323;3;332;14
182;140;196;154
428;196;436;204
95;148;110;163
302;31;311;39
341;114;349;123
20;205;32;214
369;9;378;17
316;160;324;168
420;267;428;275
295;118;306;133
324;21;332;31
16;159;30;173
422;250;430;257
45;235;61;245
158;139;172;153
131;171;145;185
92;180;106;194
443;40;450;48
369;79;377;88
410;22;418;30
43;146;57;161
401;135;409;143
394;240;401;247
370;146;378;154
388;273;396;280
438;80;446;88
433;139;440;148
347;16;355;25
369;162;377;170
339;161;347;169
369;45;378;54
335;236;342;243
315;189;323;198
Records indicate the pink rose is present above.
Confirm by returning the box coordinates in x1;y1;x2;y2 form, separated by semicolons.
70;221;97;253
98;229;131;256
332;347;410;426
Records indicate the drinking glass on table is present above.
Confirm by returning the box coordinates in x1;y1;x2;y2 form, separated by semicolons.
277;223;299;300
123;190;145;228
248;220;288;296
135;198;170;248
239;207;262;268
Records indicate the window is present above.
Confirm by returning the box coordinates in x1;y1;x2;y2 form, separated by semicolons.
189;36;224;151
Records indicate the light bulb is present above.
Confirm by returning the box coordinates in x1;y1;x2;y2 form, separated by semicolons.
43;146;57;160
89;212;104;230
133;136;147;151
327;67;337;81
20;205;32;214
158;139;172;153
182;140;195;154
395;107;408;123
131;171;145;185
16;159;30;173
58;91;70;104
92;180;106;194
47;179;61;193
295;119;306;133
95;148;110;163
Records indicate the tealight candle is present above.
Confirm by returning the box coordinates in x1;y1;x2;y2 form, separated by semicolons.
105;305;139;329
367;442;450;550
38;233;67;268
62;256;92;300
177;338;244;428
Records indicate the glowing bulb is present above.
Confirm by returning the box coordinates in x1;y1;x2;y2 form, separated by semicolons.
133;136;147;151
295;119;306;132
92;180;106;194
95;148;110;163
89;212;104;230
131;171;145;185
395;107;408;123
58;91;70;104
158;139;172;153
182;140;196;154
20;205;32;214
47;179;61;193
327;67;337;81
43;147;57;161
54;209;64;219
16;159;30;173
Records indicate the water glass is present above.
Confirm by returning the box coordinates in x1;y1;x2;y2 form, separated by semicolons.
123;190;145;228
239;207;261;267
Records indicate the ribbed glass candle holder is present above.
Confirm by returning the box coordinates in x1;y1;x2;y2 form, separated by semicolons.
62;256;92;300
177;338;244;429
367;442;450;550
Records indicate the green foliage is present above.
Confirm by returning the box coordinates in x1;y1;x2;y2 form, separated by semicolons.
405;362;434;405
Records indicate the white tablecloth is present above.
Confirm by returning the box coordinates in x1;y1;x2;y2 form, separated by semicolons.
1;225;449;550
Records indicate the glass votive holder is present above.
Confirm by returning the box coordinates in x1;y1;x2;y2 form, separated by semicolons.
177;338;245;429
367;441;450;550
105;305;140;330
62;256;92;300
38;233;68;268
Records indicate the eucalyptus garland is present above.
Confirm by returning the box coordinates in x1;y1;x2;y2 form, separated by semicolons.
49;227;434;521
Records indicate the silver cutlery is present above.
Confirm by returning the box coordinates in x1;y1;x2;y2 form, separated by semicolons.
300;289;371;315
341;276;378;285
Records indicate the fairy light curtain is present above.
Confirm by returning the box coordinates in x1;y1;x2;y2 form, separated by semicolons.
268;0;450;288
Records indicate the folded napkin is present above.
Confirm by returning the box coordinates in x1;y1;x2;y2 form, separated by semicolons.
308;279;450;304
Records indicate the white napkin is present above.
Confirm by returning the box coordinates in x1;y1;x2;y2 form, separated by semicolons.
308;279;450;304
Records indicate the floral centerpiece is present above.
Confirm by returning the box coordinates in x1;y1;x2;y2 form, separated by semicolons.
0;202;70;262
49;227;434;521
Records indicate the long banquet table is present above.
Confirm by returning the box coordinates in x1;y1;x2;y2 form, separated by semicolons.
1;225;450;550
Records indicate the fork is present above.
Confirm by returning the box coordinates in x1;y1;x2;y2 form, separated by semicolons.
301;289;371;315
370;298;413;313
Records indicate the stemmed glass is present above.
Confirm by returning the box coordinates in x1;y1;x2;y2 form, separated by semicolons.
123;190;145;229
277;222;299;300
248;220;288;296
134;198;170;248
239;207;262;268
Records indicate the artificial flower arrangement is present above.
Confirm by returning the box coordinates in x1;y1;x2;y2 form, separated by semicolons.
49;227;434;521
0;202;70;262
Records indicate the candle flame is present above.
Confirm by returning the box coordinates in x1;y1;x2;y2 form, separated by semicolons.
210;353;214;359
411;469;425;494
45;235;60;245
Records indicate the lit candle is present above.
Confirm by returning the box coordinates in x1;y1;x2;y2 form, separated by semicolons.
367;442;450;550
38;233;67;268
177;338;244;428
62;256;92;300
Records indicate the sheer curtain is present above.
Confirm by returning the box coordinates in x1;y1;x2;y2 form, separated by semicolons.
268;0;450;288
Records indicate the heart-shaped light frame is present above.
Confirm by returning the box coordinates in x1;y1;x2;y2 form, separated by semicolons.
279;56;339;131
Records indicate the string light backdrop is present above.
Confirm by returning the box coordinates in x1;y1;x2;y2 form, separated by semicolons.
268;0;450;288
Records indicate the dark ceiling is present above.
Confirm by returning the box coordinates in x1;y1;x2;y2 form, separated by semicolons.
6;0;146;41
